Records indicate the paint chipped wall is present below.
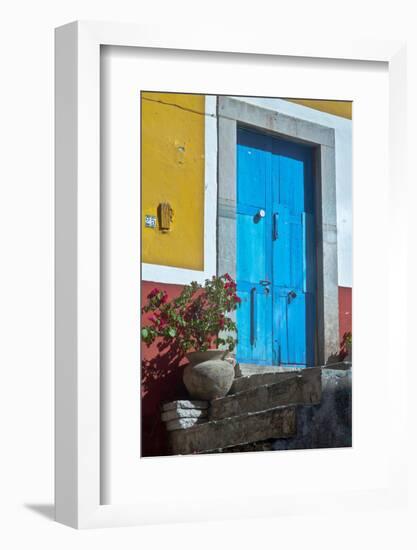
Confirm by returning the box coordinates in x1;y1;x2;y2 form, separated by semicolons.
141;92;205;270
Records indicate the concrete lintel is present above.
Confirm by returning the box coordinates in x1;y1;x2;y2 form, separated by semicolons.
219;96;335;147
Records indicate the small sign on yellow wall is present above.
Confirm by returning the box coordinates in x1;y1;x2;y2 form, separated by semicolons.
144;214;157;228
157;202;174;232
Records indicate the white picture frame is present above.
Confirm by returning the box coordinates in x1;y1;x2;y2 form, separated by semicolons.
55;21;408;529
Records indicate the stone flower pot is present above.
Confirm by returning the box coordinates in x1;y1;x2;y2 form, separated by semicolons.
183;350;235;401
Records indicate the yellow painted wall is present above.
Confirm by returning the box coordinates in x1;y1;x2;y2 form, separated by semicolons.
141;93;205;270
285;99;352;119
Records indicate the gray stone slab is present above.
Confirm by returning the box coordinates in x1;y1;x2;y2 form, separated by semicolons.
232;370;297;393
218;216;236;279
210;369;321;421
218;197;236;220
161;408;208;422
170;406;296;454
165;417;207;432
162;400;209;412
236;364;301;377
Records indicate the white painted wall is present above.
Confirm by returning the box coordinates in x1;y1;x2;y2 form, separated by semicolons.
231;97;353;288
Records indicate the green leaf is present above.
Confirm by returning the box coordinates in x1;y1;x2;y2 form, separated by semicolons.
168;328;176;338
141;328;149;339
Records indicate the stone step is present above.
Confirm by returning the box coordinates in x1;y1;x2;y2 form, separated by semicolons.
211;368;321;421
230;366;319;394
161;407;208;422
237;361;352;378
236;363;303;377
162;399;209;412
169;405;296;454
165;417;207;432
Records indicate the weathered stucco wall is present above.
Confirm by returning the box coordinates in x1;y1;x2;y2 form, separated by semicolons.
141;92;205;270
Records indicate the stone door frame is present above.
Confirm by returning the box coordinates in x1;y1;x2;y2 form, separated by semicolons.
217;96;339;365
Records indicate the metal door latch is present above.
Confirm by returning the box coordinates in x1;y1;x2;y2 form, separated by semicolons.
260;279;271;294
288;290;297;302
254;209;266;223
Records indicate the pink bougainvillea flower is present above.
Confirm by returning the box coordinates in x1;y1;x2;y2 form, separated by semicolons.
224;281;236;290
141;274;239;353
148;287;160;299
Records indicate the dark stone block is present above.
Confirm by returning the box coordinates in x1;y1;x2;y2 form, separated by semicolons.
272;367;352;451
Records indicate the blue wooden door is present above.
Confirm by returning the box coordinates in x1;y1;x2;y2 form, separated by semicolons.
236;128;316;367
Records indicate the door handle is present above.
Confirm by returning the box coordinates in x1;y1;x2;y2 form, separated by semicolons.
250;287;256;347
288;290;297;302
259;279;271;294
273;212;279;240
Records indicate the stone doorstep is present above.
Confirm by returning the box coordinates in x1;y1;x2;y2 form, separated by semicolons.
165;417;207;432
236;364;302;377
169;405;296;455
161;399;209;412
236;362;352;378
161;408;208;422
230;366;320;394
210;368;321;421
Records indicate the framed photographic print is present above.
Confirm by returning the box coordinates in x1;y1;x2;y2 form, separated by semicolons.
55;21;408;528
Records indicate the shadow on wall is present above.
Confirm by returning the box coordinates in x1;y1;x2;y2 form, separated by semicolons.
141;281;188;457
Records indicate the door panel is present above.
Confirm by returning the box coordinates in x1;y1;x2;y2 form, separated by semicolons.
236;128;272;364
236;128;316;367
237;283;272;364
237;206;267;284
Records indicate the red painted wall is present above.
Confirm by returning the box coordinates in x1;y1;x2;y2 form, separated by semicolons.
338;286;352;339
141;280;189;457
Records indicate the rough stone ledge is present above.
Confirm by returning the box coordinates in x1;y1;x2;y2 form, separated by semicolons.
231;366;320;394
166;417;207;432
211;368;321;421
169;405;296;455
236;363;302;377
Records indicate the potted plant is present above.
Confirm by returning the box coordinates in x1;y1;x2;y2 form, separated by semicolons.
141;274;241;400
